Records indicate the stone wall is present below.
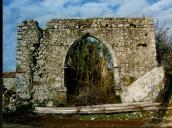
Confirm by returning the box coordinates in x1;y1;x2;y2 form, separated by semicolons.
16;21;42;105
17;18;158;107
3;76;16;112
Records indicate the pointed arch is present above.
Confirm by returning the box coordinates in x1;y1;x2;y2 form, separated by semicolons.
64;33;120;105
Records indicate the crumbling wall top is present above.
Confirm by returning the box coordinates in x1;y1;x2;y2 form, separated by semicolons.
45;17;154;29
17;20;40;29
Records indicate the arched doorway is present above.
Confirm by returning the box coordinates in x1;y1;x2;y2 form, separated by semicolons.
64;33;120;106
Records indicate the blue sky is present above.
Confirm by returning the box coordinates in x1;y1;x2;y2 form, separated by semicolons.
3;0;172;72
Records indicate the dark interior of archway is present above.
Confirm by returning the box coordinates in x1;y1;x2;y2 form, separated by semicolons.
65;35;121;106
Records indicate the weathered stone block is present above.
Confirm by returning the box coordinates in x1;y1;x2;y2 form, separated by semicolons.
121;66;165;103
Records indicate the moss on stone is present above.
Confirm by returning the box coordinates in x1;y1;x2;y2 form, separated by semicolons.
122;76;136;87
16;65;24;73
47;78;55;85
33;81;41;85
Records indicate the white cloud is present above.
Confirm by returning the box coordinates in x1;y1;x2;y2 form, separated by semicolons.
79;3;111;17
116;0;148;17
3;0;172;71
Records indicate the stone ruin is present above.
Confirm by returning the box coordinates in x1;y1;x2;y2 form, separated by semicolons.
3;17;168;112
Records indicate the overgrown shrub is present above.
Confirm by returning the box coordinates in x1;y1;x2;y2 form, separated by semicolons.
65;35;120;106
155;21;172;74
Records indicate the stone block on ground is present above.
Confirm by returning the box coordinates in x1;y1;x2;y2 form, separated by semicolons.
121;66;166;103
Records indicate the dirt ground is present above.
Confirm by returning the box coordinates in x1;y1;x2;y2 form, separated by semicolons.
2;112;172;128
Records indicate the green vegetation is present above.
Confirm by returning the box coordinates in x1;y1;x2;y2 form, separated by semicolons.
155;21;172;75
65;35;120;106
122;76;136;87
154;21;172;122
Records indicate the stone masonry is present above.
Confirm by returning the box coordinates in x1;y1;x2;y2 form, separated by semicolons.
2;73;16;112
16;17;159;108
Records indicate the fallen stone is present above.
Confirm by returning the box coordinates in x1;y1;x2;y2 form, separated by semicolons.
121;66;165;103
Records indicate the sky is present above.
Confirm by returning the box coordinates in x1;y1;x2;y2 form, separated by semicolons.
3;0;172;72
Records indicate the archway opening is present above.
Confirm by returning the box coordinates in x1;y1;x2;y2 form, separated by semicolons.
64;34;121;106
